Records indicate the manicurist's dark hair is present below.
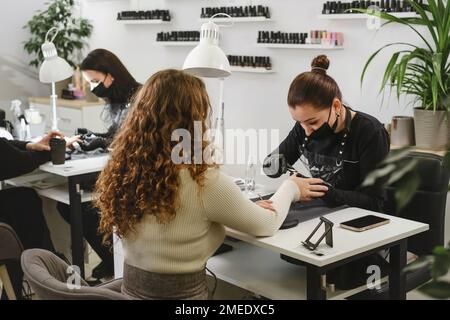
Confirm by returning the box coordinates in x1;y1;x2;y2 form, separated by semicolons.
80;48;141;105
287;55;342;110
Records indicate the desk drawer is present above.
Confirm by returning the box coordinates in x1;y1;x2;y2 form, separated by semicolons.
30;103;52;131
57;107;83;135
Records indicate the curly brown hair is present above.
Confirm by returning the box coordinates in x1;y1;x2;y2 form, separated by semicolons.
94;69;216;244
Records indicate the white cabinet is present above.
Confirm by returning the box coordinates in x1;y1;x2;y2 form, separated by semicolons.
29;97;107;136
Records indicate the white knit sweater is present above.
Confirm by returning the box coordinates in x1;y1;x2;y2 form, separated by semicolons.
122;168;300;274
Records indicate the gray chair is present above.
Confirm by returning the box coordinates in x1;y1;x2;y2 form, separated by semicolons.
21;249;128;300
0;223;24;300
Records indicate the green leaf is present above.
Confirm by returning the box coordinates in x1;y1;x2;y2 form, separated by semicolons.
394;170;421;211
432;53;446;93
386;158;418;186
381;148;412;165
431;246;450;280
380;52;401;94
419;281;450;299
404;255;434;273
361;163;397;187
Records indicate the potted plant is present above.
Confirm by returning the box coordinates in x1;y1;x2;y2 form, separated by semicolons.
23;0;93;95
361;0;450;150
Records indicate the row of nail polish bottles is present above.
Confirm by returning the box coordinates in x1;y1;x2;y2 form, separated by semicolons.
156;31;200;42
258;31;344;46
228;55;272;70
117;10;171;21
321;1;423;14
201;6;270;19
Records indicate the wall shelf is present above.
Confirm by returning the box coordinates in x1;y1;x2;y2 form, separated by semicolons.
230;66;275;74
118;20;172;25
256;43;344;50
199;17;272;23
156;41;199;46
317;12;419;20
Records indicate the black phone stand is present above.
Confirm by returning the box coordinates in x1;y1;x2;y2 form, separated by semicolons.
301;216;334;251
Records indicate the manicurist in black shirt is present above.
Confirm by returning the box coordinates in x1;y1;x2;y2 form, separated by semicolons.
266;55;390;212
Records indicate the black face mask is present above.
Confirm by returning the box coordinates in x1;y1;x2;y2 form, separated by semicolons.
308;107;340;140
91;76;113;99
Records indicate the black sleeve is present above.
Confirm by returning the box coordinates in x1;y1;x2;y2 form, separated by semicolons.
322;127;390;212
0;138;51;180
266;123;302;166
9;140;29;150
93;123;117;140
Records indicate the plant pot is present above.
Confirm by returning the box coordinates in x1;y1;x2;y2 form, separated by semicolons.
413;108;450;150
391;116;415;147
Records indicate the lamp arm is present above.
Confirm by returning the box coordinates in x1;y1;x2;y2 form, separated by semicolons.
45;27;60;43
51;82;59;131
209;13;234;27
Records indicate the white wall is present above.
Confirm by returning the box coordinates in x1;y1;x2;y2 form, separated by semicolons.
0;0;49;118
80;0;426;185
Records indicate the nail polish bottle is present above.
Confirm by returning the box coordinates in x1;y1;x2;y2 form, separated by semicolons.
201;8;205;18
385;0;391;12
265;57;272;70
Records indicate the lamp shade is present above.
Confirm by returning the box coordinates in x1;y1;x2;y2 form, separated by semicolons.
39;42;73;83
183;21;231;78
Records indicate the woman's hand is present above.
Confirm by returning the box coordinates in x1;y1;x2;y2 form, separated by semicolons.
26;131;64;152
255;200;276;212
289;176;328;202
65;135;83;150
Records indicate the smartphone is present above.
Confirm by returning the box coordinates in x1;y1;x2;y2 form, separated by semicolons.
340;215;390;232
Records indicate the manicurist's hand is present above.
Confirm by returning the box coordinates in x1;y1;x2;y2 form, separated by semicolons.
25;131;65;152
289;176;328;202
65;135;83;150
255;200;276;212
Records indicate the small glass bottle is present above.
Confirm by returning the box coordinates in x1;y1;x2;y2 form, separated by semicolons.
245;155;256;193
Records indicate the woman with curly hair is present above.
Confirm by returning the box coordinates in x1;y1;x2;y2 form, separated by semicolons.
95;69;302;300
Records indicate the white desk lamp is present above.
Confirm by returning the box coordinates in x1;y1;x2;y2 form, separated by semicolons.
39;27;73;131
183;14;232;163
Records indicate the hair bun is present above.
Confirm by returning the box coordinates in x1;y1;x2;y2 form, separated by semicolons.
311;55;330;74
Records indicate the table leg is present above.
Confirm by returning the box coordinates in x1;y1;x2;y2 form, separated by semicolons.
306;266;326;300
389;239;407;300
68;176;85;278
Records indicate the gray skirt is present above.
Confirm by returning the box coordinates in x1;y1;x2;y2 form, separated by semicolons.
121;263;209;300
